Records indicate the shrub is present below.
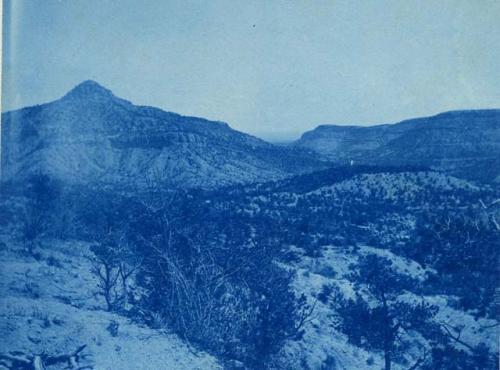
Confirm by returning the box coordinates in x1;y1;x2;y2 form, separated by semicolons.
106;320;120;337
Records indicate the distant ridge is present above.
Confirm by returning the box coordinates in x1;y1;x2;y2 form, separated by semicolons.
2;80;497;187
308;109;500;130
294;109;500;182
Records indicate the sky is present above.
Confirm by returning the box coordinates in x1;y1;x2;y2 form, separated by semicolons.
2;0;500;140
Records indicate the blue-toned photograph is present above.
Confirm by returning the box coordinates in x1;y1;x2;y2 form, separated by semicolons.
0;1;499;369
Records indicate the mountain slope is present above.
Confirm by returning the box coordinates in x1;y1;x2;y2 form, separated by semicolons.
1;81;324;189
294;110;500;182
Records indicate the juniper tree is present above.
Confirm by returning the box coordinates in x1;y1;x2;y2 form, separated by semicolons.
90;238;121;311
331;254;437;370
21;173;60;253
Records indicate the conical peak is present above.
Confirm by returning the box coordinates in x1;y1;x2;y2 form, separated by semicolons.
63;80;115;101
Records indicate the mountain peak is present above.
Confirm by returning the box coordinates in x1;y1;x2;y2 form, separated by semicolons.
62;80;115;101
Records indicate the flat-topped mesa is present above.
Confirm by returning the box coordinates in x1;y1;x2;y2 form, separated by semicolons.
294;109;500;183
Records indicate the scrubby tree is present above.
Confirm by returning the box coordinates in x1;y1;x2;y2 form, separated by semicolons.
411;211;500;316
130;191;309;368
90;236;121;311
90;226;143;311
331;254;437;370
421;328;499;370
243;262;309;369
21;173;60;253
116;239;143;310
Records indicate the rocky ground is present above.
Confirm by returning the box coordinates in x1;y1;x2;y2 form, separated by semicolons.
0;235;221;370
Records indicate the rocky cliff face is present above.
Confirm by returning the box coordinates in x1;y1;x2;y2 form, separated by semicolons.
294;110;500;182
1;81;323;189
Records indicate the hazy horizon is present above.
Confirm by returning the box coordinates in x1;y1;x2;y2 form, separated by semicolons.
2;0;500;139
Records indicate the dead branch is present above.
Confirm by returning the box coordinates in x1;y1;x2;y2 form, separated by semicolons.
408;347;429;370
0;345;91;370
439;321;474;351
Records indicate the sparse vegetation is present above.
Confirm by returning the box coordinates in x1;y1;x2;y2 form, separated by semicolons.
20;174;60;254
1;166;498;369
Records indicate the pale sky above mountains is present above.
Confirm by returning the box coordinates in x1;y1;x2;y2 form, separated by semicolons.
2;0;500;140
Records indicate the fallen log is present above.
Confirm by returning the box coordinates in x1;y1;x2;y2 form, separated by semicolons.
0;345;91;370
